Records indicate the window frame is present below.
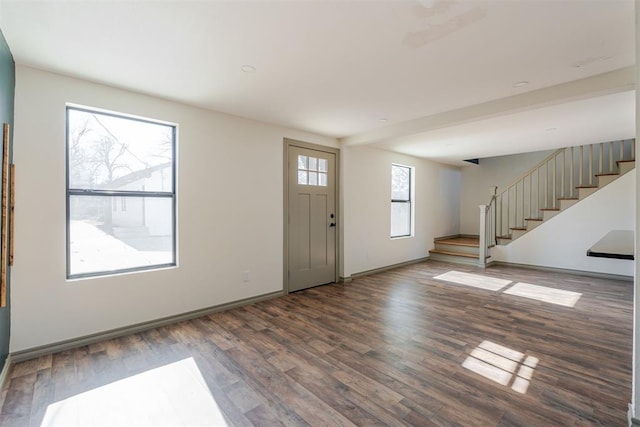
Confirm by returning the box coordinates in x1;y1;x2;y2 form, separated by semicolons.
390;163;413;238
65;105;177;279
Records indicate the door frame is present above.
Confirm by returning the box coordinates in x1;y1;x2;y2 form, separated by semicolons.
283;138;340;294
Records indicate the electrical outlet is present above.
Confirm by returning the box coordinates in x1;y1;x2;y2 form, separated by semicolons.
242;270;250;282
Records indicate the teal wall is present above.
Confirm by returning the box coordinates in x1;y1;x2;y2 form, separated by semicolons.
0;28;14;371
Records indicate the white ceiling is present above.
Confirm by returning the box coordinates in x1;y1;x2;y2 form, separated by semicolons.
0;0;635;164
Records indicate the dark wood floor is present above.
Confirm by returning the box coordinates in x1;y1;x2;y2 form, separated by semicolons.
0;260;633;426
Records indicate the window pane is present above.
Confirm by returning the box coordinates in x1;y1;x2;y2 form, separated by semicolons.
298;170;308;185
298;155;307;170
68;109;173;192
319;172;327;186
69;195;174;276
391;165;410;200
391;202;411;237
308;157;317;171
309;171;318;186
318;158;327;172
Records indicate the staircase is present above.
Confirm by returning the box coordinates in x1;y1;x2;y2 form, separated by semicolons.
429;139;635;266
429;236;483;265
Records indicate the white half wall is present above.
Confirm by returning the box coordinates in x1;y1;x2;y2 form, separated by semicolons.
11;65;338;352
460;150;553;235
491;169;635;277
342;145;460;277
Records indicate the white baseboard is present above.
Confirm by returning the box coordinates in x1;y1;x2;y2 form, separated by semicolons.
629;404;640;426
349;257;429;280
491;261;633;282
0;354;12;390
11;290;283;363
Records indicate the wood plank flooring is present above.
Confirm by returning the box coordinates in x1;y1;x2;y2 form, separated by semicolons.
0;260;633;426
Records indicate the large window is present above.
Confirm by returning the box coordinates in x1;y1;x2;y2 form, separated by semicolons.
391;164;413;238
66;106;176;278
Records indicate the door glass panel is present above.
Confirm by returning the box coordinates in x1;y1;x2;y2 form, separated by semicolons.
319;172;327;186
296;154;329;187
298;155;308;170
298;170;308;185
309;172;318;186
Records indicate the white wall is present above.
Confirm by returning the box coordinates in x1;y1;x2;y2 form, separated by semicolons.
342;145;460;277
460;150;553;234
492;169;635;277
11;66;338;352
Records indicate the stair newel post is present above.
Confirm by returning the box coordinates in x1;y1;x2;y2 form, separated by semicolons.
479;204;487;268
491;186;497;246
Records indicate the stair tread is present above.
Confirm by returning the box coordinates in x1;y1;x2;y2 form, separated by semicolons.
525;217;543;221
617;159;635;163
540;208;560;211
429;249;479;259
510;227;527;230
435;238;479;248
595;172;619;177
496;235;512;240
557;197;578;200
576;185;598;188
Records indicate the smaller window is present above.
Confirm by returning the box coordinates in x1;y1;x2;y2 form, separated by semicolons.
391;164;412;238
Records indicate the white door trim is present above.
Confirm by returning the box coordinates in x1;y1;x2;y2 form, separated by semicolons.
283;138;340;293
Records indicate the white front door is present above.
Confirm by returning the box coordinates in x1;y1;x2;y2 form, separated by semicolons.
286;144;337;292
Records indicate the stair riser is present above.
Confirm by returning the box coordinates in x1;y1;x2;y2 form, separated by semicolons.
619;161;635;175
429;252;482;266
526;221;543;232
542;210;559;221
511;229;527;240
578;187;597;199
559;199;578;210
496;238;511;246
596;175;618;187
433;243;480;255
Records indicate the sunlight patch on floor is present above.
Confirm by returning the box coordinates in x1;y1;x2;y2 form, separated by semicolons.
462;340;538;394
504;282;582;307
41;357;228;426
434;270;512;291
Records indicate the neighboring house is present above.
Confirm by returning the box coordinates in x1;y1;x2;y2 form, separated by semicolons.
105;162;172;237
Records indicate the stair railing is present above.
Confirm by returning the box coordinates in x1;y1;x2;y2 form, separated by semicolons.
485;139;634;243
478;186;497;268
